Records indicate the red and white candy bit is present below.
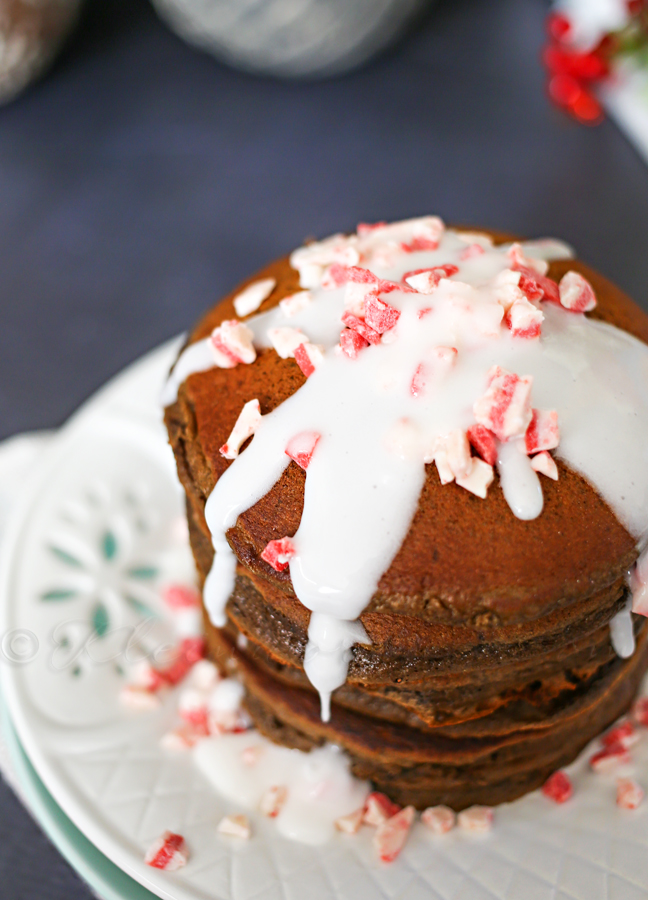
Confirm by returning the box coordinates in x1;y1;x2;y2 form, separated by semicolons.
457;806;494;833
467;424;498;466
294;342;324;377
506;296;544;339
187;659;220;692
512;265;560;305
241;744;263;766
421;805;456;834
285;431;321;470
460;243;486;261
364;294;401;334
530;451;558;481
210;320;257;368
433;448;455;486
517;272;545;303
335;807;364;834
120;684;162;710
541;770;573;803
233;277;276;317
559;271;597;313
219;399;262;459
404;264;459;294
525;408;560;454
473;366;533;442
507;243;549;276
217;814;251;839
326;262;378;290
160;722;208;751
178;688;209;728
152;637;206;689
373;806;415;863
261;537;296;572
341;311;381;345
162;584;201;610
259;785;288;818
339;328;369;359
267;326;310;359
602;720;640;750
410;363;427;398
145;832;188;871
456;458;495;499
127;659;165;693
590;743;632;773
617;778;644;810
279;290;313;318
363;792;401;826
632;697;648;727
446;429;472;480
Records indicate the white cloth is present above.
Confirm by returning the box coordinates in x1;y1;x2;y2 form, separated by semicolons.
0;431;54;804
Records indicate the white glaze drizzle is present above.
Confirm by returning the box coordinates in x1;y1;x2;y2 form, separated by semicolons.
610;598;636;659
194;731;369;845
165;221;648;712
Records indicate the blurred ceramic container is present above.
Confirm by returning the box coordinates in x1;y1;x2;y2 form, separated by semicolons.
151;0;431;79
0;0;81;104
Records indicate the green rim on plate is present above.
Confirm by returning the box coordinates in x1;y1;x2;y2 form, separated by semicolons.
0;700;160;900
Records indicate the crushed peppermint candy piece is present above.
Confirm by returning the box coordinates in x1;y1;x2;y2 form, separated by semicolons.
160;723;208;751
364;294;401;334
259;785;288;818
340;328;369;359
518;272;545;303
457;806;494;833
217;814;251;839
410;363;427;398
162;584;201;610
456;458;495;499
590;743;631;773
363;792;401;826
261;537;296;572
279;290;313;318
145;831;188;871
542;771;573;803
219;399;262;459
335;807;365;834
373;806;415;863
530;451;558;480
460;243;486;261
473;366;533;441
467;424;498;466
341;311;381;345
291;234;360;288
559;271;597;313
241;744;263;766
127;659;165;693
294;342;325;377
120;684;161;710
404;264;459;294
233;277;276;317
632;697;648;727
154;637;206;688
507;242;549;276
421;805;456;834
433;448;455;485
446;430;472;480
506;296;544;339
525;409;560;455
617;778;644;810
512;264;560;305
286;431;321;469
602;721;640;750
268;326;310;359
178;688;209;729
211;320;257;368
187;659;220;693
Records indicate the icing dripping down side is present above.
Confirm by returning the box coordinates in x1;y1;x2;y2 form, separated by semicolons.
610;599;636;659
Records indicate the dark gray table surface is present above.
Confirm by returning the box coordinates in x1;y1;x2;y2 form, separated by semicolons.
1;0;647;897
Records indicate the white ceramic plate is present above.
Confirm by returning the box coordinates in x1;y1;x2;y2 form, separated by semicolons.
3;339;648;900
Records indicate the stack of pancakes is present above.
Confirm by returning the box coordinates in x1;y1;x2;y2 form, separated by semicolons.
164;239;648;810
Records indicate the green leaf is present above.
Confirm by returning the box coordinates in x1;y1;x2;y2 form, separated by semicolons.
125;596;158;620
41;588;77;601
91;602;110;638
49;546;83;568
126;566;158;580
101;531;117;560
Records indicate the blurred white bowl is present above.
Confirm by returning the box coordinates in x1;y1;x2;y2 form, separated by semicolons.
151;0;431;79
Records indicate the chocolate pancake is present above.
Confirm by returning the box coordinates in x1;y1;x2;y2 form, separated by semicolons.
165;226;648;809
